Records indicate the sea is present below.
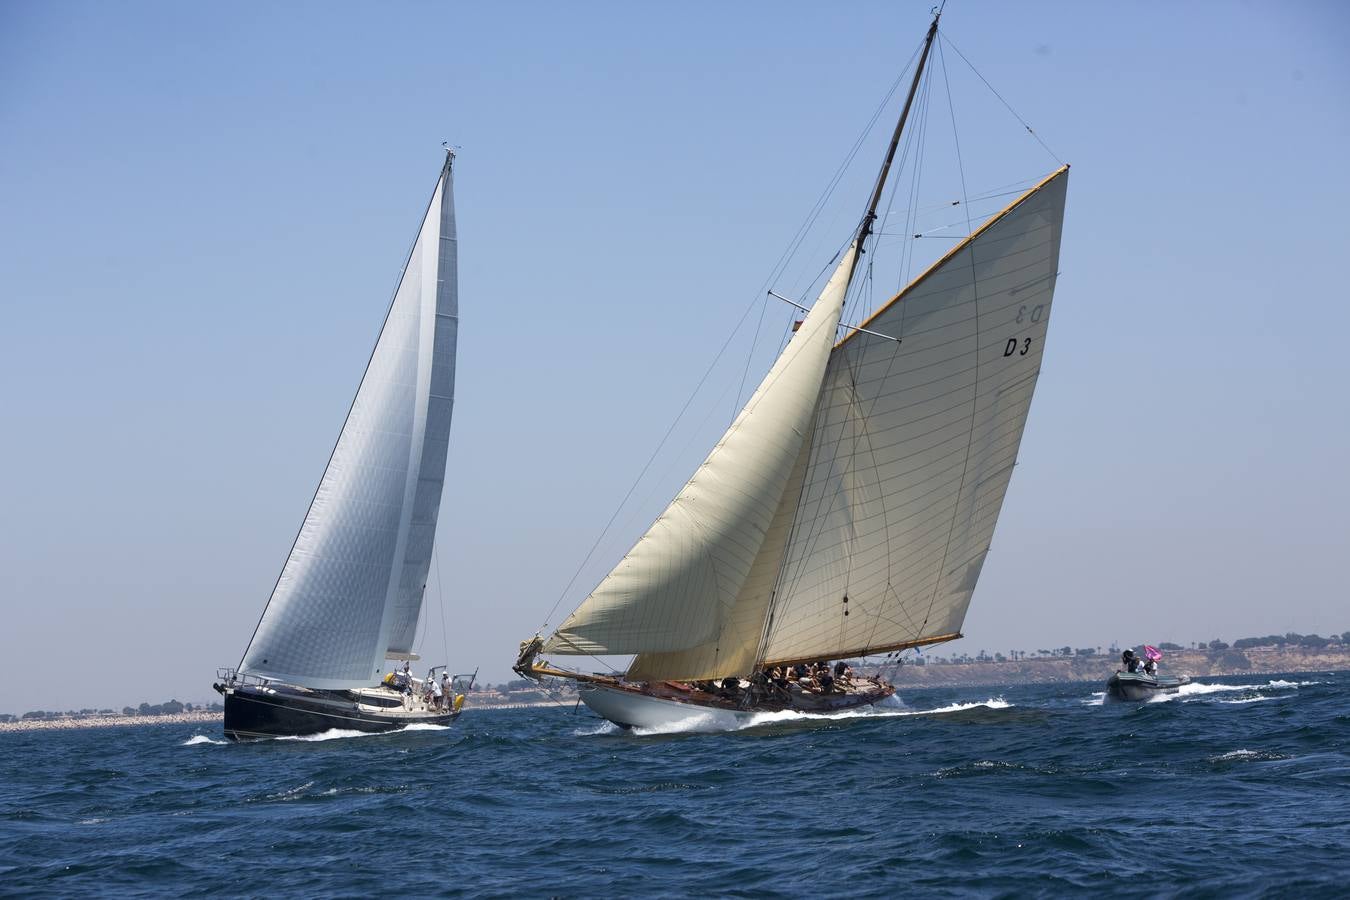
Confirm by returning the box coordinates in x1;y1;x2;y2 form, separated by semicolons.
2;672;1347;898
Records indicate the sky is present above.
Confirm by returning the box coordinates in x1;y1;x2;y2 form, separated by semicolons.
1;1;1347;714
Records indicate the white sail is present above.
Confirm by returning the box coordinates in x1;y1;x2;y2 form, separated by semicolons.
241;157;459;689
386;167;459;657
760;167;1068;665
544;246;857;660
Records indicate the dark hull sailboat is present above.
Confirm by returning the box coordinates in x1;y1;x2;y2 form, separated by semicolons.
217;679;460;741
215;149;468;741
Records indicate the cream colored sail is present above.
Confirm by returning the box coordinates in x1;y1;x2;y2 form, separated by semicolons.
625;410;817;682
544;246;858;661
760;167;1068;665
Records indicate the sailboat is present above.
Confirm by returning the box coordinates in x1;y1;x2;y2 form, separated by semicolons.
213;149;469;741
515;11;1070;730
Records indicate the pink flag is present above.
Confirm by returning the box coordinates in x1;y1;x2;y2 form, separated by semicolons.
1143;645;1163;661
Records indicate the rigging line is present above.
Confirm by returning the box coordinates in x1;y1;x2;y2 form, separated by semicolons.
903;179;1039;218
434;539;448;665
770;44;921;308
919;35;982;635
732;289;772;428
779;34;931;309
939;32;1063;165
732;39;926;441
845;146;895;330
898;63;934;292
536;286;766;634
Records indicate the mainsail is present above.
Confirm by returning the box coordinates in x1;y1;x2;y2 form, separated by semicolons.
240;154;459;690
761;166;1068;666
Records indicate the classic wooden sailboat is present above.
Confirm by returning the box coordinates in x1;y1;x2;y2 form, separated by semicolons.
515;10;1071;729
214;150;469;741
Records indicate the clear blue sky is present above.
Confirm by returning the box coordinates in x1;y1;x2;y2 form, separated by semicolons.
2;1;1347;713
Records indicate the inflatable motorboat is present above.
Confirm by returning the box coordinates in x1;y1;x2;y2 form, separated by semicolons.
1106;671;1190;702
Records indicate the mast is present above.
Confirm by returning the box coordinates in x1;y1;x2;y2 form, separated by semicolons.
847;10;941;285
751;10;942;671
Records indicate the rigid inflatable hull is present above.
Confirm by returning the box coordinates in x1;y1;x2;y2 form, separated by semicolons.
1106;673;1189;702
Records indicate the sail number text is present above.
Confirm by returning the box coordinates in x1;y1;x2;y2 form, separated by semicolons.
1003;304;1045;358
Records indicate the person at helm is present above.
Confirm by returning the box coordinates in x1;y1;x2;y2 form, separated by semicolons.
1120;648;1141;674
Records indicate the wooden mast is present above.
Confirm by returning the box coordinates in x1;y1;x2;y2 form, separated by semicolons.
752;10;944;674
846;9;941;285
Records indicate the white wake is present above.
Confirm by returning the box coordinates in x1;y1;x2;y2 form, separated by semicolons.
1145;678;1316;704
272;723;452;742
577;697;1013;737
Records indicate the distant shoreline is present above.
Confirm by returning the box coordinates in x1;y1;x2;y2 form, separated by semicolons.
0;709;224;734
0;701;570;735
888;647;1350;688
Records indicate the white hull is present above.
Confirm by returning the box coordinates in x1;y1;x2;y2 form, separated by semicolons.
580;684;755;730
578;681;893;730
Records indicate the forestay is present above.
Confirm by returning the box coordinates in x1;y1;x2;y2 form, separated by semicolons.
760;167;1069;665
241;157;459;689
544;246;858;667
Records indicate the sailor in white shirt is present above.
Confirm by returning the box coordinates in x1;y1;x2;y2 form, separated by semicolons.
429;674;444;711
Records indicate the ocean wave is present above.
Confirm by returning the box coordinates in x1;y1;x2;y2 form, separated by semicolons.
273;723;450;742
275;728;376;742
613;698;1013;737
181;735;227;746
1147;679;1316;704
1207;749;1291;763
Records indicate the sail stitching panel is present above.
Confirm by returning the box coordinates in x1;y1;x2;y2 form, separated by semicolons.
759;173;1067;663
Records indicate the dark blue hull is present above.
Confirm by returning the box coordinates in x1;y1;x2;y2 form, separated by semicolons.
222;683;459;741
